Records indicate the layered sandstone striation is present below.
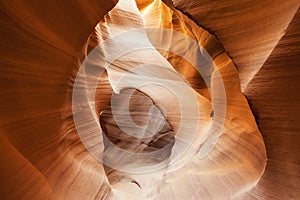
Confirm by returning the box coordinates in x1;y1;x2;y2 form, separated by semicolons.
173;0;299;91
0;0;299;199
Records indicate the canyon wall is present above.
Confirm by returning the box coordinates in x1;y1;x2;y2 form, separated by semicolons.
0;0;299;199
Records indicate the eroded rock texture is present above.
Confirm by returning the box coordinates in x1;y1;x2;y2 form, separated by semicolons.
173;0;299;91
0;0;299;199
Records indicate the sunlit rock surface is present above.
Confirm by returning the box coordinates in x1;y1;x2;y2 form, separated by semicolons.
0;0;299;199
173;0;299;91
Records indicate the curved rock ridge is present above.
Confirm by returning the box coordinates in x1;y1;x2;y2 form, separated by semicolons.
67;0;266;199
0;0;117;199
240;9;300;199
173;0;300;91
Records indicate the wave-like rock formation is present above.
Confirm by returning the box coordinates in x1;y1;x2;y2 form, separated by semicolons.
0;0;299;199
173;0;299;91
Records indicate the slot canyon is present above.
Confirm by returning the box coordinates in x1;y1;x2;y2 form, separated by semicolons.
0;0;299;199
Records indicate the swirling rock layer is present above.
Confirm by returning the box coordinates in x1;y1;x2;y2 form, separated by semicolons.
0;0;299;199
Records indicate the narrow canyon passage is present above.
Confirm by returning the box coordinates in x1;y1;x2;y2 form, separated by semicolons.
0;0;299;199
